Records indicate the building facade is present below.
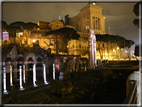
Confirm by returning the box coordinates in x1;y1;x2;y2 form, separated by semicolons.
3;3;132;60
70;3;106;34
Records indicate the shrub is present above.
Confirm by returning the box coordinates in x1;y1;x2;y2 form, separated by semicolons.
99;68;113;78
50;80;65;95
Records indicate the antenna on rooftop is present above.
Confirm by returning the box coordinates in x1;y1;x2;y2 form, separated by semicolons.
58;16;61;21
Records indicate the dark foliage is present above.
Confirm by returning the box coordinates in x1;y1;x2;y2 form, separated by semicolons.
134;44;142;56
96;34;134;48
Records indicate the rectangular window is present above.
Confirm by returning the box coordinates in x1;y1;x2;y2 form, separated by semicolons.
79;45;81;48
102;43;104;47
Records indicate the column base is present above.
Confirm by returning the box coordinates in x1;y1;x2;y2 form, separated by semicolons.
3;90;8;94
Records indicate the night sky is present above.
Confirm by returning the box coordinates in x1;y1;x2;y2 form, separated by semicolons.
2;1;140;46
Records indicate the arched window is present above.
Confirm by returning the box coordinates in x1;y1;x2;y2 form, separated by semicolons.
28;57;33;61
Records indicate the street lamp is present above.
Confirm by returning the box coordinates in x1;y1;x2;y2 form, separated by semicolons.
117;47;119;50
33;39;35;42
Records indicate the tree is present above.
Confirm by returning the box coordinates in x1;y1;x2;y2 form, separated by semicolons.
58;27;80;53
6;25;22;43
23;22;39;45
42;27;80;54
2;21;7;32
23;22;39;30
10;21;25;29
134;44;142;56
95;34;134;59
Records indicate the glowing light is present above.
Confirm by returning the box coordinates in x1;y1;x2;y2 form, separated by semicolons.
43;64;48;85
3;67;8;94
3;32;9;40
19;66;24;90
117;47;119;50
113;49;115;52
93;3;96;5
67;45;68;48
10;66;13;86
33;39;35;42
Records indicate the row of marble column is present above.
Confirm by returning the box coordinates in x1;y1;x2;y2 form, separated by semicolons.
3;63;56;94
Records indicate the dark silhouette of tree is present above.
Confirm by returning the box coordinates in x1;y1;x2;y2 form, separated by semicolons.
23;22;39;30
6;25;22;43
22;22;39;44
125;40;134;48
42;27;80;54
134;44;142;56
2;21;7;32
10;21;25;29
96;34;134;59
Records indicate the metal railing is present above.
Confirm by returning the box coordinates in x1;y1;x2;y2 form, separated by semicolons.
123;80;137;106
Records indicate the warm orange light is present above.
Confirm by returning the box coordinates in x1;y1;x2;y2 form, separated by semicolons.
33;39;35;42
117;47;119;50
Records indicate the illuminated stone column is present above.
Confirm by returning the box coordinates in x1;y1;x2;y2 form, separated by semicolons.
23;65;26;83
53;63;55;80
3;67;8;94
19;66;24;90
33;64;37;87
10;66;13;86
85;65;87;71
93;35;97;66
88;29;97;68
13;62;17;82
43;64;48;85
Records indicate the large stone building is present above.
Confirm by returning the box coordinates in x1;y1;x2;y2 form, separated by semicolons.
67;3;132;60
69;3;106;34
4;3;132;60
